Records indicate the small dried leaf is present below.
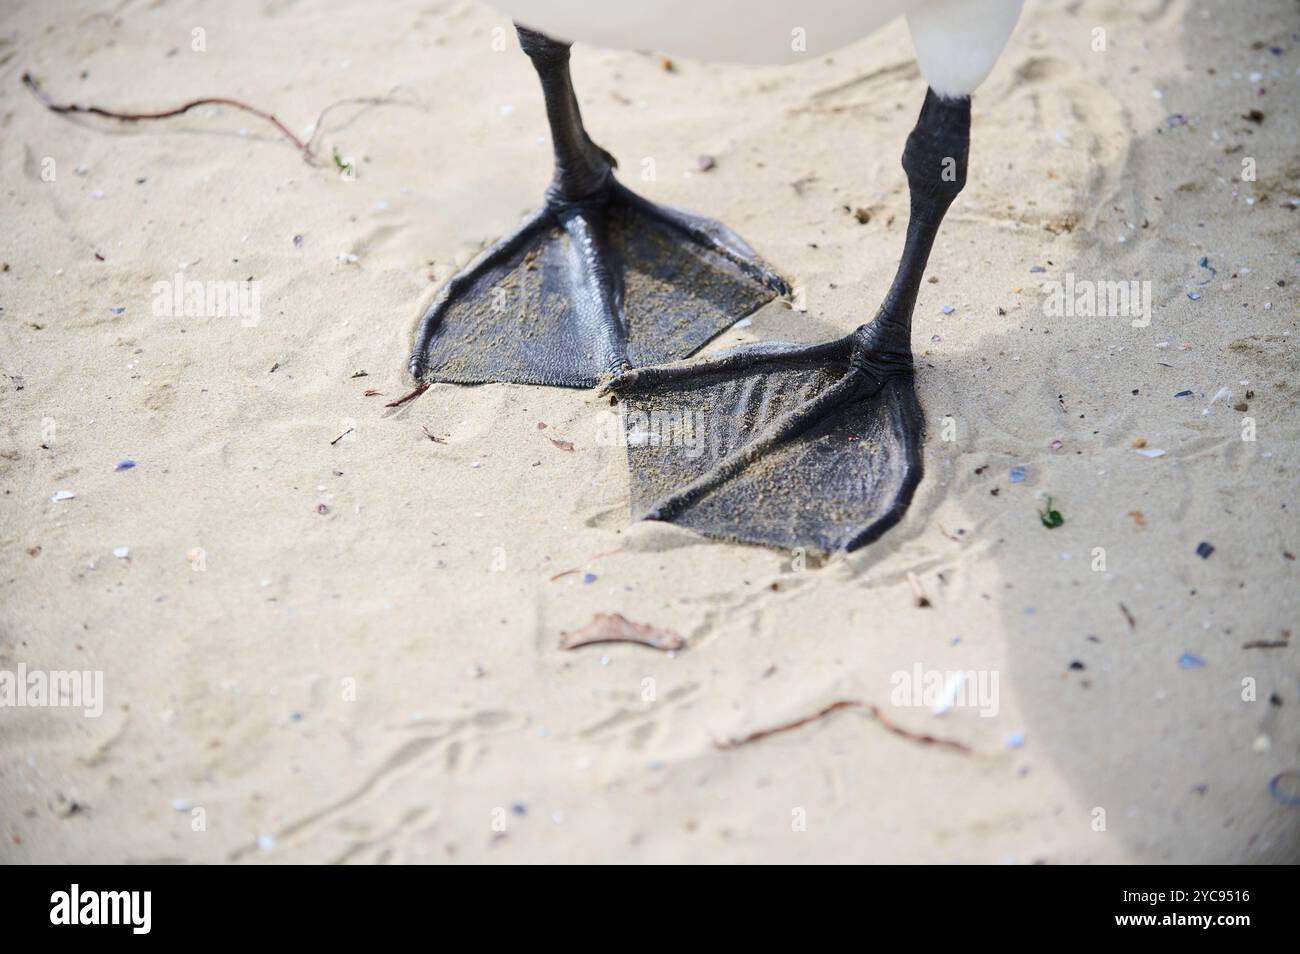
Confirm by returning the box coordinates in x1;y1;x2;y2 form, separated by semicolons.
560;613;684;652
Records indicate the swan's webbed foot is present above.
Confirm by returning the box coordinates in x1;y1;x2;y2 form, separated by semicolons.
406;27;786;389
603;326;922;552
602;87;972;553
406;183;786;388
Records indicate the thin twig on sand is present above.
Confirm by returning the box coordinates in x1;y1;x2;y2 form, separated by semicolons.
715;700;862;750
907;571;931;608
23;71;316;162
22;72;418;167
384;382;429;408
715;699;973;754
548;546;624;581
865;704;972;754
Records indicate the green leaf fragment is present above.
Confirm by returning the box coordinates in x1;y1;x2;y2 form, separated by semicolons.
331;145;354;174
1039;495;1064;529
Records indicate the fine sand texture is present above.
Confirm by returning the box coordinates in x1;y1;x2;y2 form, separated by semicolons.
1;0;1297;862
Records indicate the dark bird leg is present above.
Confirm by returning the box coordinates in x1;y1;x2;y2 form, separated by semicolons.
408;25;787;388
605;89;970;552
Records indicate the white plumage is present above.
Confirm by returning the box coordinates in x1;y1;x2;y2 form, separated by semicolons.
488;0;1023;98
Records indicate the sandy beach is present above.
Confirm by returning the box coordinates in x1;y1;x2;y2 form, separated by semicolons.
1;0;1297;863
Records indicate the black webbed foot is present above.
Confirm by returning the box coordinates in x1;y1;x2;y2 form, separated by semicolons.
605;326;923;553
407;25;786;389
604;87;972;553
408;182;787;388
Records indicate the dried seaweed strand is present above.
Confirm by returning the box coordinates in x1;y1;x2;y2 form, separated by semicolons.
715;700;862;750
384;382;429;408
23;73;415;168
866;704;972;754
23;71;315;162
716;699;973;754
548;547;623;582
